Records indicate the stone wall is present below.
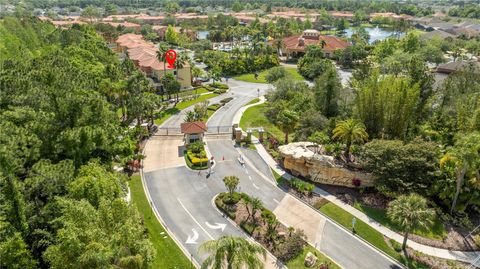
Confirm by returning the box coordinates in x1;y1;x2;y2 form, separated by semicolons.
278;142;375;188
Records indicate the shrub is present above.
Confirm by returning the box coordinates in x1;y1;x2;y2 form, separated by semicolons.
213;89;227;94
223;192;241;205
352;178;362;187
389;239;403;252
288;178;315;196
211;82;229;89
220;97;233;104
260;208;275;222
265;66;287;83
274;230;307;262
208;103;222;111
203;85;215;91
188;141;204;154
474;235;480;248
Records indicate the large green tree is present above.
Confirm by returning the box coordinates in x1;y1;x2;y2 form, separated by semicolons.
355;72;420;139
313;66;343;118
360;139;440;196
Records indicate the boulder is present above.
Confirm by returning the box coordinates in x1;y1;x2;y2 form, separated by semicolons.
304;252;318;267
278;142;375;187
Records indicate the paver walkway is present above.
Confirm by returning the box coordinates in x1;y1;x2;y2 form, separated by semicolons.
251;135;479;263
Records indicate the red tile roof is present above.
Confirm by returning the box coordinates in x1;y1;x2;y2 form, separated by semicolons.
281;32;350;53
181;122;208;134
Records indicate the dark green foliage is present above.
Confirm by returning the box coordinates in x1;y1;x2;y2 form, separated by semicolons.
274;230;307;262
297;46;335;80
265;66;287;83
313;66;343;118
360;139;440;196
203;50;279;76
287;178;315;196
0;17;154;267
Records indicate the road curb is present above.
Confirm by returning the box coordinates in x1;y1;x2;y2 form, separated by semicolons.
210;194;288;269
141;138;201;268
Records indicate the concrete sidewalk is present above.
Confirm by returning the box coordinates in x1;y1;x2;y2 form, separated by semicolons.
251;135;480;263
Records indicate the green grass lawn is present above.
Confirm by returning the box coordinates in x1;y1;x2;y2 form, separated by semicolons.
245;98;260;106
354;203;447;240
154;93;218;125
239;103;292;143
318;202;430;269
234;67;303;83
129;175;193;268
287;245;341;269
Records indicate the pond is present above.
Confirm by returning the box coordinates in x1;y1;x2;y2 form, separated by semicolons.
343;26;404;44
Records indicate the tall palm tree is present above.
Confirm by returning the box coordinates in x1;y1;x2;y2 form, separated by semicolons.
156;42;169;78
387;194;435;250
275;109;299;144
251;197;263;225
332;119;368;162
199;236;266;269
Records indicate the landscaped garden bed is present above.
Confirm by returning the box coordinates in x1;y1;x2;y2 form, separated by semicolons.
184;141;209;170
315;183;478;251
271;170;470;269
215;191;340;269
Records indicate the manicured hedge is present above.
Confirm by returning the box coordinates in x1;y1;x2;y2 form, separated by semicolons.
211;82;229;89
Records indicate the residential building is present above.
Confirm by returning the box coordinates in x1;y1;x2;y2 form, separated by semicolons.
279;29;350;59
115;34;192;88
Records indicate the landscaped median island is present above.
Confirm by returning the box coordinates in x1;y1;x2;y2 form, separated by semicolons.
215;187;340;269
154;93;219;125
129;175;193;268
184;141;209;170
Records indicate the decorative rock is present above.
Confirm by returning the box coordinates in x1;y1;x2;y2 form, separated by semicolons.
278;142;375;188
304;252;318;267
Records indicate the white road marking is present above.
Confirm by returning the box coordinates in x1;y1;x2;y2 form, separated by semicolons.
273;198;280;204
248;176;252;181
177;198;214;239
245;169;249;174
252;183;260;189
205;222;226;231
186;228;199;244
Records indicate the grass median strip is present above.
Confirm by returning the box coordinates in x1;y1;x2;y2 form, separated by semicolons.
129;175;193;268
155;93;218;125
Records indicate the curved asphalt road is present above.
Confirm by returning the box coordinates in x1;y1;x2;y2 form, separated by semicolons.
143;79;403;269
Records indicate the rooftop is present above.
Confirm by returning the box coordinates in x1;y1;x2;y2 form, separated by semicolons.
181;122;208;134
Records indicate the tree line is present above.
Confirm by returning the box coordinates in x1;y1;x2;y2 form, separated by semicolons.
0;16;159;269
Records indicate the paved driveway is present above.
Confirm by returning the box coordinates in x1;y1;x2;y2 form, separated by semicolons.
143;136;185;172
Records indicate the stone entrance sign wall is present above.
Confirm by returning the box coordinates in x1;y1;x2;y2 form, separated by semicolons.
278;142;375;187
